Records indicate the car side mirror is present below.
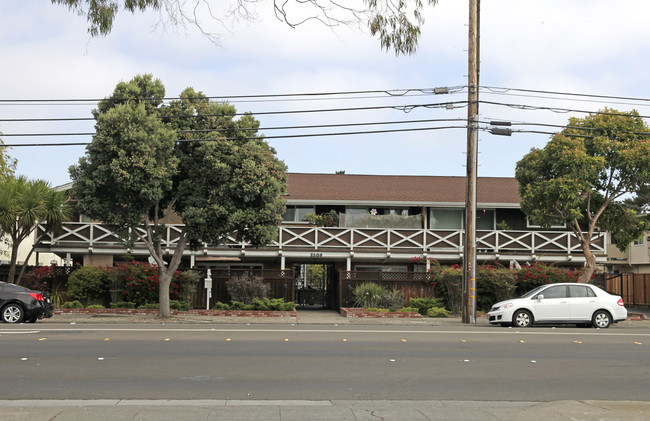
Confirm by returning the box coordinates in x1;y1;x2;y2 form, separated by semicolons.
536;294;544;301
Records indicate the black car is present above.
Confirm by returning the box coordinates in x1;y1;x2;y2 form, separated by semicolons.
0;281;54;323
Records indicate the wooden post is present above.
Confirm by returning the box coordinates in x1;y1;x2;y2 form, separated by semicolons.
463;0;480;324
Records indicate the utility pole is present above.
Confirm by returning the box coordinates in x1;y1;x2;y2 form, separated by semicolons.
463;0;479;324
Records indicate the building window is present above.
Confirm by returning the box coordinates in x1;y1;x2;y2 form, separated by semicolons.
349;207;409;217
476;209;495;230
341;208;420;228
429;209;463;230
283;206;315;223
633;236;646;246
526;218;566;229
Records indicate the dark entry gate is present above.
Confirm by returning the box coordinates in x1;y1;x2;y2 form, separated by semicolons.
294;264;337;309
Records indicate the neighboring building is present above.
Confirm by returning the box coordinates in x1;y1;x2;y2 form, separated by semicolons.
35;173;605;272
605;229;650;274
0;232;64;267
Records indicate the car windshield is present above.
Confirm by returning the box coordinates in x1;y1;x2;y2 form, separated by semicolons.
520;285;548;299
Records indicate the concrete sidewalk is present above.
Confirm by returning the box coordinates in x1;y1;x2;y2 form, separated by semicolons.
42;308;650;328
1;399;649;420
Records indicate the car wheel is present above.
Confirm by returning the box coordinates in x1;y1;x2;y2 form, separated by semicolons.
592;310;611;329
1;304;25;323
513;310;533;328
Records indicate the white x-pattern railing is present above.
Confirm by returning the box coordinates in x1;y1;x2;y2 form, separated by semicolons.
38;223;606;255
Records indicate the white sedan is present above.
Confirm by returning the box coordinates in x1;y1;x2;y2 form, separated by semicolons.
488;283;627;328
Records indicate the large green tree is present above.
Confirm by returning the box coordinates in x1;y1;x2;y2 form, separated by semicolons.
624;185;650;214
69;74;287;317
0;176;72;284
515;109;650;283
51;0;437;55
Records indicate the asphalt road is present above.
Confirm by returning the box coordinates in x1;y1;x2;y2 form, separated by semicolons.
2;323;649;402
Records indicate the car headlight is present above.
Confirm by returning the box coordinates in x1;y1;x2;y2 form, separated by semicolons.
490;302;514;312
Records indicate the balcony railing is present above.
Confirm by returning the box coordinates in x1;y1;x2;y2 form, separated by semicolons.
37;223;606;256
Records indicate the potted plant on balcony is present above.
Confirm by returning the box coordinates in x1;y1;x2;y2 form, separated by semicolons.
302;210;339;227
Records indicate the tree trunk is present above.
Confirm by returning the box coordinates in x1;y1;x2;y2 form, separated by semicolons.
577;241;597;283
6;241;20;284
155;230;188;318
158;267;173;318
16;244;38;285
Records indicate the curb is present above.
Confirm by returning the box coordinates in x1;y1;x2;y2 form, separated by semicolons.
54;308;297;318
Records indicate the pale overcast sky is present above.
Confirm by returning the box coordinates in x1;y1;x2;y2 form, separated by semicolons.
2;1;650;187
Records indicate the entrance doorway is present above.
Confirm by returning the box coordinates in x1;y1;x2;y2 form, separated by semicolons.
294;263;337;309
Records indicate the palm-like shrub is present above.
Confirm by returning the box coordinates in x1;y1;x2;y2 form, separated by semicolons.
352;282;386;308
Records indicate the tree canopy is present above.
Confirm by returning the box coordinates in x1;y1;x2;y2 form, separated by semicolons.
0;176;71;284
69;74;287;317
51;0;437;55
515;109;650;282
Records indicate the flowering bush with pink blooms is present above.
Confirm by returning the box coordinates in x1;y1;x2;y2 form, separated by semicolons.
514;263;584;295
21;265;57;292
115;261;181;307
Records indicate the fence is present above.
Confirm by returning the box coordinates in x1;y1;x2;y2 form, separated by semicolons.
338;271;435;309
189;268;295;309
3;265;296;310
606;274;650;306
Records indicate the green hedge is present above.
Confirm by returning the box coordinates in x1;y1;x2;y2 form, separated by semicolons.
212;298;296;311
66;266;109;306
409;297;445;315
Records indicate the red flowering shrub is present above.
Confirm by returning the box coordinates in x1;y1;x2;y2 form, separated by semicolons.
514;263;584;295
112;261;180;307
22;265;57;292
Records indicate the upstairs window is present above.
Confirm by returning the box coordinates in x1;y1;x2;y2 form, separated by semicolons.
527;218;566;229
476;209;495;230
341;208;420;228
429;209;463;230
283;206;315;223
429;208;495;230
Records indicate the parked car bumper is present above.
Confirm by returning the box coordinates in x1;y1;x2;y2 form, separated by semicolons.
611;307;627;323
24;299;53;320
40;300;54;319
488;308;514;325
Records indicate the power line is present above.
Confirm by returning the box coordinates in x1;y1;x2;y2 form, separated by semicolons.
481;86;650;104
2;125;469;147
1;118;468;138
480;100;650;119
0;101;468;123
6;116;650;142
4;85;650;148
0;86;467;104
4;84;648;106
4;98;648;126
481;90;650;109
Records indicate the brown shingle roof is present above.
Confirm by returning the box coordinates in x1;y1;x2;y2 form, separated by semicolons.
286;173;520;205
